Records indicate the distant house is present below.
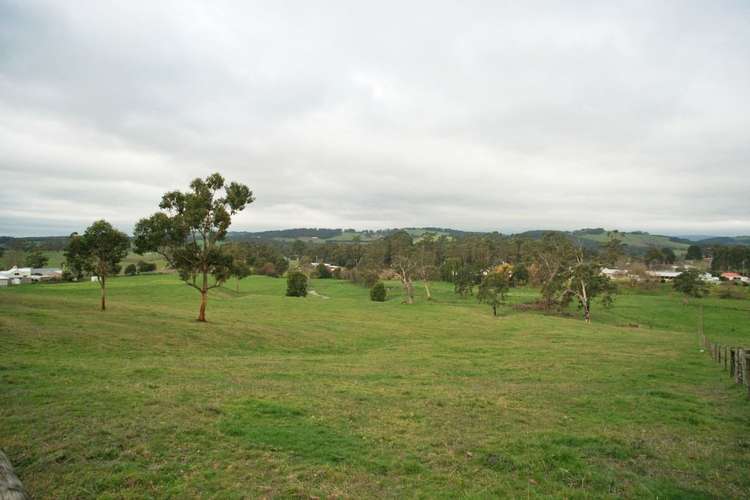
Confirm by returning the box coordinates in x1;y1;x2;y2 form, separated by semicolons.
700;272;720;283
0;265;62;285
601;267;628;278
310;262;342;272
646;270;682;281
0;266;32;279
31;267;63;282
721;272;743;281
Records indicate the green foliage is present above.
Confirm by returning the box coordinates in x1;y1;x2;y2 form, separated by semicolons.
644;247;664;268
25;250;49;268
531;232;579;307
529;233;616;322
133;172;254;321
137;260;157;273
244;242;288;277
510;263;529;286
291;239;306;258
477;270;510;316
286;271;308;297
124;264;137;276
672;269;708;299
716;283;745;300
710;245;750;274
686;245;703;260
661;247;676;265
317;262;332;279
370;281;386;301
601;232;626;266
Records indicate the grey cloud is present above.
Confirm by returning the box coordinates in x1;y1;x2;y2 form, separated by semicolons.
0;0;749;236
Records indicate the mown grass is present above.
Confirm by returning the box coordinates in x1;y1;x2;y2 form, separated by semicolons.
1;275;749;498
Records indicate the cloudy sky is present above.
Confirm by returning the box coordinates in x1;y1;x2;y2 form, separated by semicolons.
1;1;749;236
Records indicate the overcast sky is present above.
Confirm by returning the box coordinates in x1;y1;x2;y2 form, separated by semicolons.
1;1;749;237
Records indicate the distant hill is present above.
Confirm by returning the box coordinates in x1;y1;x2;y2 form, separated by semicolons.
568;229;692;255
227;227;478;243
693;236;750;246
3;228;749;256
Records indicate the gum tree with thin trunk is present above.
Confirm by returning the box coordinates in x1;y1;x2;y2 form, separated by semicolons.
64;220;130;311
133;173;254;322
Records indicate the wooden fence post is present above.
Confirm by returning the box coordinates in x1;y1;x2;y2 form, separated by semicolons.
736;348;744;385
724;346;729;371
745;352;750;397
0;450;29;500
729;348;735;378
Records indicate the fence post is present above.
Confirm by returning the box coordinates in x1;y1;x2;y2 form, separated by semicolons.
745;352;750;397
736;348;744;385
724;346;729;370
729;348;735;378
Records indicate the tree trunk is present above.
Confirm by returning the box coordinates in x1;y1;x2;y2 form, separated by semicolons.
100;279;106;311
198;271;208;322
492;304;497;316
583;300;591;323
403;280;414;304
236;280;240;293
423;281;432;300
198;290;207;321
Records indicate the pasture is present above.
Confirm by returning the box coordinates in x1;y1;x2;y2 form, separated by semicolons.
1;275;749;498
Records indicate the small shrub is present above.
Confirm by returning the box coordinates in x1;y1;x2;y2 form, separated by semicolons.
258;262;279;277
370;282;387;302
124;264;137;276
137;260;157;273
317;262;332;279
717;284;744;300
286;271;308;297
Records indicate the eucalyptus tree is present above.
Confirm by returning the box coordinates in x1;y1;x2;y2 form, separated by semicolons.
133;173;254;321
672;269;708;303
477;264;512;316
64;220;130;311
415;233;438;300
387;231;417;304
644;247;664;268
530;232;616;322
530;232;579;308
601;231;626;266
224;242;252;292
555;253;616;323
25;250;49;268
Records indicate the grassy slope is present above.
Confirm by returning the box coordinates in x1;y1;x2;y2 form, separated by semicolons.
575;232;691;254
1;276;749;498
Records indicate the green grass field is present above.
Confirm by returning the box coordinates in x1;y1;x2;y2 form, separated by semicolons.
1;275;749;498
